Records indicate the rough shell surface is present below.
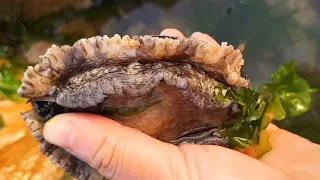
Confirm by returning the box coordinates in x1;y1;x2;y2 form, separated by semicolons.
18;34;248;99
18;34;248;180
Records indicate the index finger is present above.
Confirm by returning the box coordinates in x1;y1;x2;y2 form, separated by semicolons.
160;29;219;46
160;29;185;38
191;32;219;45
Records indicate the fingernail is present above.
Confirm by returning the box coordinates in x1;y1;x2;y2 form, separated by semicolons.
191;32;203;36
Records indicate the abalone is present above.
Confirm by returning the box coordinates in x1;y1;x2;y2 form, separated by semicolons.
18;34;249;180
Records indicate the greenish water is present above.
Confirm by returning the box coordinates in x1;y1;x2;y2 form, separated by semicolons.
0;0;319;143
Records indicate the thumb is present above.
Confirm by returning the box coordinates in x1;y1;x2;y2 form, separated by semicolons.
43;113;189;180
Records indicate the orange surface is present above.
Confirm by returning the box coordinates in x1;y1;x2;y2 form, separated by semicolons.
0;100;64;180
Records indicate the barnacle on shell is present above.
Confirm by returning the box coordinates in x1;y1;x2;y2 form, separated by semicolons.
18;34;249;180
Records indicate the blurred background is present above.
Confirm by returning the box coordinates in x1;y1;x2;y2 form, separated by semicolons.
0;0;319;179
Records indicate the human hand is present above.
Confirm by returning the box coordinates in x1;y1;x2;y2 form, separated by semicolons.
43;29;320;180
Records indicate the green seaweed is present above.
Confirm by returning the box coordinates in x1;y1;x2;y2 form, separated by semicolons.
0;60;26;102
221;61;316;148
260;61;316;117
221;87;265;148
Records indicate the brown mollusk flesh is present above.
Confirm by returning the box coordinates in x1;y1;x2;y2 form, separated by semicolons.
18;35;248;180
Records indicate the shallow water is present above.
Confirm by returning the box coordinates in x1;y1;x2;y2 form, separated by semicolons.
1;0;319;143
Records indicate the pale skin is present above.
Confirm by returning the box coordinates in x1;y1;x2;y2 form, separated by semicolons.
43;29;320;180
